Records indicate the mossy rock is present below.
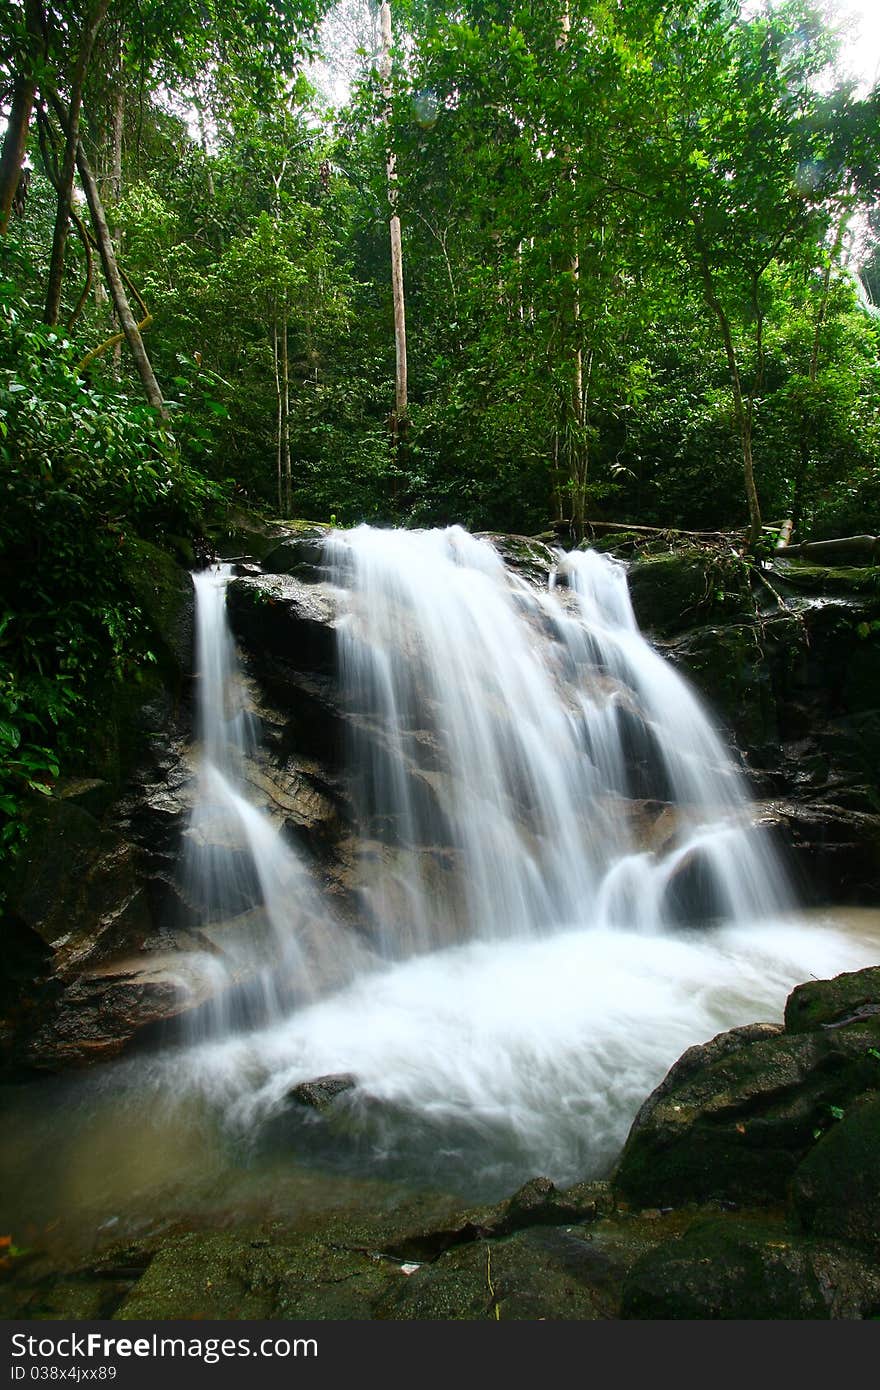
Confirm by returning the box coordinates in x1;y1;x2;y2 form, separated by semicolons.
114;1229;398;1320
211;512;333;562
6;797;102;945
119;537;193;683
791;1093;880;1251
587;531;644;557
627;550;752;637
0;1277;119;1322
669;622;771;745
377;1227;608;1321
770;562;880;598
785;965;880;1034
620;1216;880;1319
613;1016;880;1209
476;532;557;586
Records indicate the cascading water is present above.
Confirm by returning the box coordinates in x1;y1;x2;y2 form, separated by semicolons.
182;565;361;1028
175;532;877;1195
322;525;789;951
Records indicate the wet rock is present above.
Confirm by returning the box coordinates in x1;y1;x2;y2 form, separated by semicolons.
791;1094;880;1252
227;575;338;676
612;1010;880;1208
489;1177;607;1235
628;550;751;636
785;965;880;1034
620;1216;880;1319
475;533;557;587
377;1227;609;1321
262;528;330;583
113;1229;396;1321
762;799;880;905
667;621;772;749
289;1073;357;1110
23;953;224;1068
660;844;729;926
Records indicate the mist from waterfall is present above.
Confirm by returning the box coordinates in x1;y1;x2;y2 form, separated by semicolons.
174;532;878;1192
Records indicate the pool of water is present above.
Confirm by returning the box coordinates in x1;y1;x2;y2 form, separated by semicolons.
2;908;878;1272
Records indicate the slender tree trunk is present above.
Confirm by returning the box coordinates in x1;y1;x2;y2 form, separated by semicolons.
558;3;588;539
281;308;291;516
793;210;850;533
0;0;44;235
107;47;124;339
68;127;166;414
379;1;408;444
273;310;283;515
698;250;762;547
196;99;215;199
45;0;110;325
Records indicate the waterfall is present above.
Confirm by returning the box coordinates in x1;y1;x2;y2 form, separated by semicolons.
174;532;875;1193
181;565;360;1030
323;525;790;954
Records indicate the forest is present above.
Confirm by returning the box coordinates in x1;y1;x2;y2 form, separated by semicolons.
2;0;880;859
2;0;880;1327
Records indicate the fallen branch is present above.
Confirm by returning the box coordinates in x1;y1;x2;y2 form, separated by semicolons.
777;536;879;565
562;519;732;540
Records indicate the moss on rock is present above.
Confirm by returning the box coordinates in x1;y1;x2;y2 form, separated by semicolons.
620;1216;880;1319
785;966;880;1034
791;1093;880;1252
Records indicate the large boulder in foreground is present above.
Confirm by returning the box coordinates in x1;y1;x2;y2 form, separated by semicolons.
791;1093;880;1253
613;966;880;1208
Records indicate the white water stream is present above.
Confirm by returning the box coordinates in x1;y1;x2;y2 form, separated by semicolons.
172;532;879;1191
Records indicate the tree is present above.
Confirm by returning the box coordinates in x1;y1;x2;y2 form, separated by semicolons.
617;0;880;545
378;1;408;450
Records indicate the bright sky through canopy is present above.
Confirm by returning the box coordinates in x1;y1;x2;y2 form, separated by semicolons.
825;0;880;91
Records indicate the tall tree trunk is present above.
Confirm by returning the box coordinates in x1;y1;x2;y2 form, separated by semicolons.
44;0;110;325
379;1;408;446
69;129;166;415
0;0;44;235
698;250;762;548
273;310;283;515
558;3;587;538
281;307;291;516
196;96;215;199
793;210;850;534
104;44;125;333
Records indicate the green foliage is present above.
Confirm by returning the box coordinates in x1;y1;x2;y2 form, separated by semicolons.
0;260;220;879
0;0;878;780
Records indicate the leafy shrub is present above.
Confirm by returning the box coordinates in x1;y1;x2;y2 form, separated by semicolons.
0;269;221;882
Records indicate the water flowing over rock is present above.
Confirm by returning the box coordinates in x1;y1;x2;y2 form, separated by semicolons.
316;525;791;956
128;524;878;1199
5;525;880;1322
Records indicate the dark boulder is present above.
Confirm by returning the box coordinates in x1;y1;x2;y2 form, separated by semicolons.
262;528;330;583
785;965;880;1034
791;1093;880;1252
613;975;880;1208
377;1227;609;1321
227;575;338;676
620;1216;880;1319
